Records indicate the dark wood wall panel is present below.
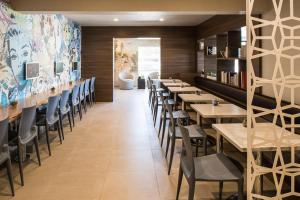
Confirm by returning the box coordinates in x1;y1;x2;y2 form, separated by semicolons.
197;15;246;39
81;26;196;102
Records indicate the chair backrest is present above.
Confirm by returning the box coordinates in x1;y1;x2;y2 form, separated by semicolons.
164;99;175;135
0;118;8;154
46;96;60;123
91;77;96;92
79;82;85;100
147;77;151;89
60;90;70;112
72;85;80;104
84;79;90;96
180;126;195;180
18;105;37;141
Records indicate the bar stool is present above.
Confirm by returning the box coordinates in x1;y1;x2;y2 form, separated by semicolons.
79;81;86;113
84;79;91;107
0;118;14;196
36;96;63;156
59;90;73;134
70;85;82;123
9;106;41;186
90;77;96;104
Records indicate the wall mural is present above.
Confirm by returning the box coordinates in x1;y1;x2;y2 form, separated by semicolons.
0;3;81;105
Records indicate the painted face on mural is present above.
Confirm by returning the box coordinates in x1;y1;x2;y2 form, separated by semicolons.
6;26;32;83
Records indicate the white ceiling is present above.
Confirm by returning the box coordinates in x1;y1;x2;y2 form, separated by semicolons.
60;12;213;26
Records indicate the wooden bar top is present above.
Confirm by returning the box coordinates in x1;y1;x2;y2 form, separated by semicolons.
0;82;78;122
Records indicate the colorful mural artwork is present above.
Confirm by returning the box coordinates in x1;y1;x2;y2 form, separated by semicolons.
0;3;81;105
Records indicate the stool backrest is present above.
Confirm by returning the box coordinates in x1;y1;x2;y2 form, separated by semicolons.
91;77;96;92
18;105;37;141
72;85;80;104
60;90;70;113
84;79;90;96
0;118;8;154
46;96;60;123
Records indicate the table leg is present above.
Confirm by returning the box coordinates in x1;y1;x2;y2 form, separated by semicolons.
174;92;177;103
182;101;185;110
196;113;200;125
216;118;222;153
254;151;262;194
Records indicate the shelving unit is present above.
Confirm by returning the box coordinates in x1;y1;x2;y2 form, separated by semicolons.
197;27;261;91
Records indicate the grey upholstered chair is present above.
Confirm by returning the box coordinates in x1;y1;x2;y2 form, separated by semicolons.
118;71;134;90
59;90;73;134
37;95;63;156
9;105;41;186
176;127;244;200
0;118;14;196
90;77;96;104
84;79;91;107
70;85;82;123
79;82;86;113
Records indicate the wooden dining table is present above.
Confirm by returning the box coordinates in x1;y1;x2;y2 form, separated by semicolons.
168;86;201;102
0;82;79;122
212;123;300;194
191;103;246;126
152;79;181;83
179;93;224;110
162;82;190;87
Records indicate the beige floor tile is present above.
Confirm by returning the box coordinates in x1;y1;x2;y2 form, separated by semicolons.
0;89;251;200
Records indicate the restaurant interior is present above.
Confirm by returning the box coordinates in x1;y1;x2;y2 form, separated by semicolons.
0;0;300;199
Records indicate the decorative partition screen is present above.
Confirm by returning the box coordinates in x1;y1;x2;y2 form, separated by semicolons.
247;0;300;199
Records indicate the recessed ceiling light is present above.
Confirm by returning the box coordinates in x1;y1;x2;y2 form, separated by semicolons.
113;18;119;22
159;18;164;22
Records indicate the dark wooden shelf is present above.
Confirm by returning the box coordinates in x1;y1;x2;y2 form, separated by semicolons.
217;57;246;61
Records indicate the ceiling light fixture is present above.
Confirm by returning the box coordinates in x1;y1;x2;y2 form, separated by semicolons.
159;18;164;22
113;18;119;22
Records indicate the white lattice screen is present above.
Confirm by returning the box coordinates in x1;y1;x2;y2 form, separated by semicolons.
247;0;300;199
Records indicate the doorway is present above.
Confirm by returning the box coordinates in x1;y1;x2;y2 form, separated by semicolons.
113;38;161;89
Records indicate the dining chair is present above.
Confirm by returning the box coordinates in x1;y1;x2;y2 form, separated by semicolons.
0;118;14;196
176;127;244;200
79;81;86;113
9;106;41;186
59;90;73;134
147;78;153;106
165;100;207;175
70;84;82;124
84;79;91;107
90;77;96;104
153;86;175;126
158;92;189;146
36;95;63;156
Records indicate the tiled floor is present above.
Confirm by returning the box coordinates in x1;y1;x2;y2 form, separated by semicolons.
0;89;245;200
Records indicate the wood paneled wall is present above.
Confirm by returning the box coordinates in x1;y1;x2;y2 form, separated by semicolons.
196;15;246;39
81;26;196;102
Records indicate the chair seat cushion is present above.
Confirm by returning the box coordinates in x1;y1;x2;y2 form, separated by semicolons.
194;153;243;181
